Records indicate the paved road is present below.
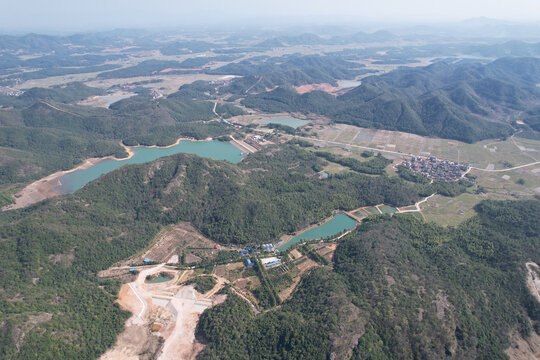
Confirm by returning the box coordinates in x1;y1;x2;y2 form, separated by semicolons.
471;161;540;172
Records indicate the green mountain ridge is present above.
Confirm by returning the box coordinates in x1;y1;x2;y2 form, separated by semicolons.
243;58;540;143
196;200;540;360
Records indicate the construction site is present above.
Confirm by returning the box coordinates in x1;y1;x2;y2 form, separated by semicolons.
98;217;351;359
97;197;429;359
100;265;226;360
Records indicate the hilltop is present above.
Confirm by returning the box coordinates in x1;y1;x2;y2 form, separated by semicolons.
243;58;540;143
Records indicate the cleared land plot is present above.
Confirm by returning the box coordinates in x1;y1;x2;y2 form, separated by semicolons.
233;276;260;292
363;207;381;215
316;244;338;263
353;129;377;142
85;74;229;95
378;205;398;214
352;211;368;219
308;123;540;169
289;249;303;260
322;162;349;174
472;166;540;198
398;205;417;212
103;265;223;360
77;92;135;108
225;262;244;271
118;222;218;266
421;193;485;226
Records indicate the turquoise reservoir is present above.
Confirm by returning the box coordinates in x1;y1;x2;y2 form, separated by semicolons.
278;213;357;251
146;275;172;283
339;80;362;87
54;140;244;194
258;116;311;129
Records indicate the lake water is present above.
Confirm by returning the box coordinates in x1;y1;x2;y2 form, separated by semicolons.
339;80;362;88
277;213;357;251
147;275;172;284
258;116;311;129
54;140;245;194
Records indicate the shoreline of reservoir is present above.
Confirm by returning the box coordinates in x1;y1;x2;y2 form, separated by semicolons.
276;211;358;251
2;137;238;211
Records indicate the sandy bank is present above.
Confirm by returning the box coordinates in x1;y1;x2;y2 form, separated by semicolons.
101;265;226;360
2;137;206;211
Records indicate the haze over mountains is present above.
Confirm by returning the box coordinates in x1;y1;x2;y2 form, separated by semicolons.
0;11;539;360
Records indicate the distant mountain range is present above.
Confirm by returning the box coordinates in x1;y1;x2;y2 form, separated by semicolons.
243;57;540;143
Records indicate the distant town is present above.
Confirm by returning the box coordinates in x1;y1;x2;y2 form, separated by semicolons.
0;86;23;96
400;156;469;182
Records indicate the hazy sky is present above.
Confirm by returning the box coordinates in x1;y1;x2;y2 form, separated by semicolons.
2;0;540;32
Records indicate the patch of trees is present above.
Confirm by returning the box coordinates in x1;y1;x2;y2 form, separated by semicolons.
197;268;356;359
266;122;297;134
185;276;217;294
253;258;281;309
315;151;391;175
7;64;121;81
215;103;246;119
397;166;431;184
418;178;475;197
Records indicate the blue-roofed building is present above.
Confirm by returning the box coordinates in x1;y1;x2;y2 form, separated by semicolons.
265;260;280;268
239;250;249;255
244;259;255;267
144;258;151;263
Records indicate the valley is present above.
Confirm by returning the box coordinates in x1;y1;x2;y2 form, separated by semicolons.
0;22;539;360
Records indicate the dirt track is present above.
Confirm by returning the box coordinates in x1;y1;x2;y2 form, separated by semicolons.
101;264;226;360
526;262;540;303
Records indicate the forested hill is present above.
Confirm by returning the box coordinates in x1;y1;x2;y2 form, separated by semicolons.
196;199;540;359
0;82;245;188
214;54;365;93
0;141;538;359
0;145;420;358
243;57;540;143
